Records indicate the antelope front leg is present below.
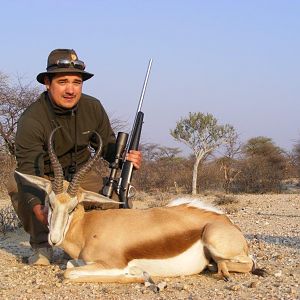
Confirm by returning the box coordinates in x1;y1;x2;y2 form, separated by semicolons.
64;261;147;283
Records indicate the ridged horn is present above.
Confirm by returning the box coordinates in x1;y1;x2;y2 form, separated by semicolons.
48;126;64;194
67;132;103;197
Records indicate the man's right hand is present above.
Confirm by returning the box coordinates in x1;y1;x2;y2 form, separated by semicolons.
33;204;48;225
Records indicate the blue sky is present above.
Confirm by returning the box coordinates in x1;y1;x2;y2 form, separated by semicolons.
1;1;299;155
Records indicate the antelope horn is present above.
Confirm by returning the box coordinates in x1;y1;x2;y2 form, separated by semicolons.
67;132;103;197
48;126;64;194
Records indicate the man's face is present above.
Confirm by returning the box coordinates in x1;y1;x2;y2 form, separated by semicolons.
45;73;83;109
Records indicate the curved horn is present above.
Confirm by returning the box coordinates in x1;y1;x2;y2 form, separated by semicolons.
67;132;103;197
48;126;64;194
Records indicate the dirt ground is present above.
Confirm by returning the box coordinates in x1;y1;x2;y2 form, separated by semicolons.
0;193;299;300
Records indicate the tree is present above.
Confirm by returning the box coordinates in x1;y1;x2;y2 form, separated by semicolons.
236;136;287;193
140;143;181;161
291;140;300;178
134;143;188;192
170;112;235;194
0;72;40;156
217;130;241;193
242;136;282;158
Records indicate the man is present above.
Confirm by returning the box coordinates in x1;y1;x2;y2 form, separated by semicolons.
9;49;142;265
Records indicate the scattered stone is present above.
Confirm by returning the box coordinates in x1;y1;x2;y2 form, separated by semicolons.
148;284;159;293
274;270;282;277
157;281;167;291
0;193;299;299
174;283;184;291
229;284;241;291
274;254;283;260
249;281;260;288
288;287;297;294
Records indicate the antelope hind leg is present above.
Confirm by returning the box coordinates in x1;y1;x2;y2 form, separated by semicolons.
64;261;146;283
216;258;253;281
203;222;254;280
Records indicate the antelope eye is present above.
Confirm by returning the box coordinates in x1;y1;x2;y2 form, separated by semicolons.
68;207;76;214
68;207;75;215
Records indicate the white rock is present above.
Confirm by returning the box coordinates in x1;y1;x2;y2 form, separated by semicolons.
274;270;282;277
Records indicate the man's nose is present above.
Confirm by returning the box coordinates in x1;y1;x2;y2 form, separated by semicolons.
65;83;75;94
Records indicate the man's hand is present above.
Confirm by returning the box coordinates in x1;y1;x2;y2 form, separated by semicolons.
126;150;142;169
33;204;48;225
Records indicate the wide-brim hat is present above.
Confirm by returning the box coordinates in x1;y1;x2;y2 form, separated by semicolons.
36;49;94;84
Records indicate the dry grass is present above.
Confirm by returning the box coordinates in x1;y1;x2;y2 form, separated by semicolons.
213;193;239;206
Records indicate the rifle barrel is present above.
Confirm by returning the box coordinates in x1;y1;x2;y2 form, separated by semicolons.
137;58;153;113
126;59;153;153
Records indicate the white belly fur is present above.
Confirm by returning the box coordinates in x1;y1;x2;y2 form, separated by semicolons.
128;240;208;277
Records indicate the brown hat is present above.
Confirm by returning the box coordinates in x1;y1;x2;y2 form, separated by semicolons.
36;49;94;84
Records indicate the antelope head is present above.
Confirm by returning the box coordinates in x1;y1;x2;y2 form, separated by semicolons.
15;128;117;246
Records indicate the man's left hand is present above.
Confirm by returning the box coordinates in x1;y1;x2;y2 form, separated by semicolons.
126;150;142;169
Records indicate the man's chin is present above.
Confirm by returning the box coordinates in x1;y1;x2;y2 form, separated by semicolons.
59;101;77;109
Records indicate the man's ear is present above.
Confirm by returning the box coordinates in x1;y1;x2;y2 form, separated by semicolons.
44;76;50;90
14;171;52;195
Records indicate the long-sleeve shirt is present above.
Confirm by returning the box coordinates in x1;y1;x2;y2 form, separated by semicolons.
15;91;116;208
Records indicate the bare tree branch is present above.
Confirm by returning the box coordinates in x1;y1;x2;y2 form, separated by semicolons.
0;72;40;155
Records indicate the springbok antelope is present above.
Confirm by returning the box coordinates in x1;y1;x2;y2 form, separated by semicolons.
16;128;264;283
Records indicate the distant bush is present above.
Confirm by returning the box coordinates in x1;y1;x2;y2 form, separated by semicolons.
292;141;300;178
213;194;239;206
231;137;287;193
197;161;224;192
134;156;192;193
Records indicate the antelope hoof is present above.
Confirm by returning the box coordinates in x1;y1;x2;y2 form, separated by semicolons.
66;259;86;269
223;275;230;282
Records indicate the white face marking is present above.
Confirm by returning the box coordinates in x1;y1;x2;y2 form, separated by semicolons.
48;195;77;246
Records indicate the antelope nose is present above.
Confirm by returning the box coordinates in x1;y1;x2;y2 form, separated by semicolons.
49;233;62;246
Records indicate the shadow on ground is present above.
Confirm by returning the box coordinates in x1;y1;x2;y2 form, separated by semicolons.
246;234;300;250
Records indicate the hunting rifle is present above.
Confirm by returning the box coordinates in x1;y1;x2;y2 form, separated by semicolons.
102;59;153;208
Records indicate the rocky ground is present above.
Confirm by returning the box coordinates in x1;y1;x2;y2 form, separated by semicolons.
0;193;299;300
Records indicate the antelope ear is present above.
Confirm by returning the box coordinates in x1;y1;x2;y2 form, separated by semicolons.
79;190;122;205
14;171;52;195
